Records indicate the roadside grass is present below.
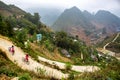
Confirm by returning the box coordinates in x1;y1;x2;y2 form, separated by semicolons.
8;33;72;64
30;43;72;63
74;59;120;80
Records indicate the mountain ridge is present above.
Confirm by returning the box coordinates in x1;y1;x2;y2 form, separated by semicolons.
52;6;120;44
0;1;25;16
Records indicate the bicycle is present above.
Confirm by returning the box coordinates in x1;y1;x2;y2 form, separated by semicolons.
8;47;15;55
22;56;30;65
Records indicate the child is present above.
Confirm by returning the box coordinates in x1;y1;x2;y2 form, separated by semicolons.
10;45;15;55
25;54;29;62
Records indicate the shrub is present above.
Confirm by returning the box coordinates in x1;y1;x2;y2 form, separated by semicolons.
36;67;46;77
65;62;72;72
19;73;31;80
44;40;55;52
68;72;75;80
0;68;17;77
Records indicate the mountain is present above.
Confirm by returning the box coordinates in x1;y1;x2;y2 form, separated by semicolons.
52;6;95;31
83;10;94;20
0;1;25;16
95;10;120;33
52;6;120;44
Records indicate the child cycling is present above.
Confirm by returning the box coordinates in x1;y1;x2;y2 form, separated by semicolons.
9;45;15;55
11;45;15;55
25;54;29;62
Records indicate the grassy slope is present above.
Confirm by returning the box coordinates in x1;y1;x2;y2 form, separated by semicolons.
30;43;72;63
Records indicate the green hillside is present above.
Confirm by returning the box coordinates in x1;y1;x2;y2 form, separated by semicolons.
0;1;99;65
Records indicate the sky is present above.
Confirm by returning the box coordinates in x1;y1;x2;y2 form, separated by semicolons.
1;0;120;17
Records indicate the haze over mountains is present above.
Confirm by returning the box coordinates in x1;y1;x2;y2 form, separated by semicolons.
26;7;61;26
52;6;120;44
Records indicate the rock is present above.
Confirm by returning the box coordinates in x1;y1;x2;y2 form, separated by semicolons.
61;49;71;57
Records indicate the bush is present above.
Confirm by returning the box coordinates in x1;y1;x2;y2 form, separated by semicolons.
68;72;75;80
73;58;83;65
65;62;72;72
19;73;31;80
44;40;55;52
36;67;46;77
0;68;17;77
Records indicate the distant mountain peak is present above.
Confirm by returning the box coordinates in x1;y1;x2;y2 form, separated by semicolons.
95;10;120;22
69;6;81;12
71;6;79;10
83;10;94;20
96;10;111;15
64;6;81;13
83;10;91;15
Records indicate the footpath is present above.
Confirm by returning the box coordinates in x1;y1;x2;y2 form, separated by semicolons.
0;36;99;79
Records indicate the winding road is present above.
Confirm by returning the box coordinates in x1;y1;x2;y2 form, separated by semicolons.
0;36;99;79
38;56;99;72
0;37;68;79
98;32;120;58
103;32;120;50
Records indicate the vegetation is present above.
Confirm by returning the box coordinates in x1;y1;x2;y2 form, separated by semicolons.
36;67;46;78
0;13;99;65
19;73;32;80
0;1;120;80
0;15;14;37
65;62;72;72
75;59;120;80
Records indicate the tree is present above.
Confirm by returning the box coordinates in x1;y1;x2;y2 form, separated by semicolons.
24;13;34;23
33;13;40;25
24;13;40;25
5;19;14;37
0;15;14;37
55;31;81;53
55;31;68;48
16;29;27;43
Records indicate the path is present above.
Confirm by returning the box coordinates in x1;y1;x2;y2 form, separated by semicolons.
38;56;99;72
0;36;100;79
0;37;68;79
112;32;120;42
98;32;120;58
103;33;120;50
